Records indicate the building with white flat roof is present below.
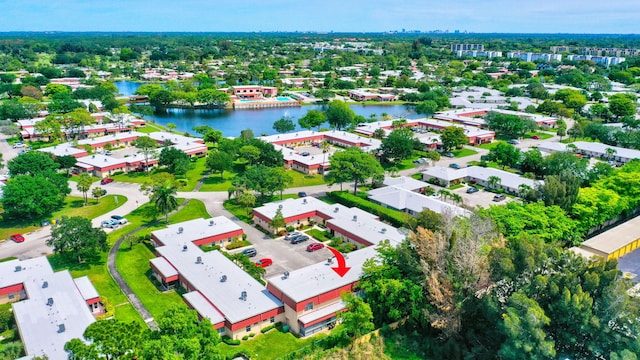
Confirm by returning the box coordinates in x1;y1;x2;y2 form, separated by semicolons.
367;186;471;218
149;217;279;339
0;257;100;360
423;166;541;195
266;246;377;336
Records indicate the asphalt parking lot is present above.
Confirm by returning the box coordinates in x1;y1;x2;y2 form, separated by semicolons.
230;228;332;278
450;184;515;209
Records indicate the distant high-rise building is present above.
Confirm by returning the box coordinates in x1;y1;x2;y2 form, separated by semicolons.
450;43;484;52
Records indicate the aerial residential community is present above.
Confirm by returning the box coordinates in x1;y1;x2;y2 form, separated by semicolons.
0;4;639;360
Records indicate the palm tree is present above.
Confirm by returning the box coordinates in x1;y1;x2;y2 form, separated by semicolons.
450;193;463;205
487;176;502;190
76;173;93;206
438;189;451;202
151;179;179;223
320;140;331;176
605;147;617;161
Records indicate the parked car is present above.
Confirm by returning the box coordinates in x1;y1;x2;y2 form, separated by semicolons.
101;219;119;229
242;248;257;257
104;150;112;155
284;232;301;240
449;163;461;169
466;187;479;194
12;142;25;149
507;139;520;145
297;191;307;198
291;235;310;244
10;234;25;243
255;258;273;268
493;194;506;202
306;243;325;252
110;215;128;224
531;135;540;140
443;152;455;158
100;178;114;185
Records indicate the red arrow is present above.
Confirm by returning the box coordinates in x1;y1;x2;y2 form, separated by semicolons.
326;246;351;277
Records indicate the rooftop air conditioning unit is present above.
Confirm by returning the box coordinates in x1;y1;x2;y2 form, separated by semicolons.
209;220;215;226
380;228;387;234
47;298;54;306
303;199;307;204
283;271;290;279
182;244;188;252
42;281;48;288
278;204;283;209
58;324;65;333
220;275;227;282
352;215;357;221
14;266;22;272
334;207;339;213
241;291;247;301
196;256;202;264
178;227;183;234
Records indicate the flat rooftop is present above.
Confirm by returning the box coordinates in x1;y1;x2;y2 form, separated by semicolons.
151;217;243;246
581;216;640;254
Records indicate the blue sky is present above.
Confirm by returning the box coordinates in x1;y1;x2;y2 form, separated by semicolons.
0;0;637;33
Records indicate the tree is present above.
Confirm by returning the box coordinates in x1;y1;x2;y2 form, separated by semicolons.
538;173;582;214
520;149;544;177
609;94;637;120
197;88;229;107
242;165;292;201
129;104;154;119
298;109;327;131
485;111;534;139
379;128;418;165
158;147;190;176
329;147;384;194
67;108;95;140
145;179;180;223
76;173;93;206
272;116;296;133
166;123;177;132
206;150;233;180
2;174;67;220
8;151;58;176
236;191;256;216
572;187;627;234
498;293;556;359
271;208;286;234
92;187;104;203
132;136;157;173
325;100;355;130
338;292;375;339
239;145;261;165
487;175;502;190
568;122;584;140
440;126;468;152
489;142;521;169
66;319;147;360
556;118;567;139
55;155;77;175
240;128;254;139
47;216;107;262
320;140;331;175
416;100;439;116
426;150;441;166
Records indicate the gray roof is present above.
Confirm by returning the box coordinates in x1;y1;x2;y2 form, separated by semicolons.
37;144;87;157
327;214;407;247
3;257;96;360
382;176;428;192
537;141;568;153
581;216;640;255
253;197;373;222
572;141;640;161
156;243;282;324
151;217;243;245
183;291;226;324
367;186;470;217
422;166;465;182
267;247;377;303
465;166;540;190
298;301;346;325
150;257;179;278
73;276;99;301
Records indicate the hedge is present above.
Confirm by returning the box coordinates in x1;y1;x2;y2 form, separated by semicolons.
222;336;241;346
326;191;410;228
260;322;283;333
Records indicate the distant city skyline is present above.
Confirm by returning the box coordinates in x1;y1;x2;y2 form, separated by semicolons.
0;0;637;34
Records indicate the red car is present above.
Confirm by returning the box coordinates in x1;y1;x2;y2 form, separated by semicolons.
531;135;540;140
255;258;273;268
306;243;325;252
10;234;25;243
100;178;114;185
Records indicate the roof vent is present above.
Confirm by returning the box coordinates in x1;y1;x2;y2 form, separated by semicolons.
278;204;283;209
42;281;48;288
209;219;215;226
303;198;307;204
334;207;339;213
220;275;227;282
47;297;54;306
327;257;334;264
352;215;358;221
283;271;290;279
380;228;387;234
182;244;188;252
196;256;202;264
104;158;107;162
58;324;66;333
240;291;247;301
178;227;183;234
14;266;22;272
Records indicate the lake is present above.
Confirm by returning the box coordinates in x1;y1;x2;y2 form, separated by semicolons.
115;81;418;137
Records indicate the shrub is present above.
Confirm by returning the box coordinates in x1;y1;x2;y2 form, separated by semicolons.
226;239;252;250
260;322;282;333
249;332;256;337
222;336;241;346
242;335;249;341
326;191;410;228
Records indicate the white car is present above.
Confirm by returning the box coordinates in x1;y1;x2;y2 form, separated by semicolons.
111;215;128;224
13;142;25;149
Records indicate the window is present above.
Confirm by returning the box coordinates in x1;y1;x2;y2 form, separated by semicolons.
246;325;251;332
218;327;225;334
305;302;314;311
270;317;275;323
8;294;14;300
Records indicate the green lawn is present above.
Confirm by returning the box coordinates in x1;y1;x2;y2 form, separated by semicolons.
527;131;554;140
477;141;504;150
288;171;326;187
0;195;125;241
198;171;237;192
136;125;162;134
217;329;326;360
453;148;478;158
111;158;208;191
116;243;187;320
